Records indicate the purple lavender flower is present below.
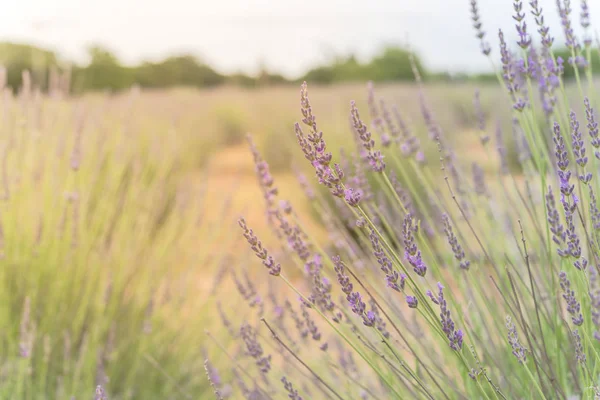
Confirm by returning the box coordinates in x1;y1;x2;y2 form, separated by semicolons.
513;0;531;49
545;187;566;246
427;283;464;350
333;256;377;328
239;218;281;276
442;213;470;270
380;99;400;144
572;329;586;364
557;191;583;260
403;214;427;277
559;271;583;326
393;106;419;156
95;386;107;400
369;298;390;339
275;211;310;262
506;316;527;363
296;83;344;198
590;188;600;231
584;98;600;160
470;0;492;55
247;134;279;223
368;228;406;290
559;0;580;50
304;254;335;312
286;300;308;339
570;111;591;183
553;122;574;197
301;303;321;341
351;101;385;172
344;188;362;207
281;377;303;400
529;0;554;47
205;359;224;400
581;0;590;28
366;82;390;147
240;323;272;373
406;295;418;309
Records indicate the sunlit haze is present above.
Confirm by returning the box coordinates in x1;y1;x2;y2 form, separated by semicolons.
1;0;597;77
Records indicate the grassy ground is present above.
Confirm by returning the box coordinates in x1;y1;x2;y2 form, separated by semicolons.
0;80;511;398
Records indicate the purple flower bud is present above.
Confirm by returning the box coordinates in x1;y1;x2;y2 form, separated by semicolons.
559;271;583;326
506;316;527;363
344;188;362;207
406;295;418;309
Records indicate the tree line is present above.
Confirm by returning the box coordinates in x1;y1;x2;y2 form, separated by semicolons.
0;42;596;94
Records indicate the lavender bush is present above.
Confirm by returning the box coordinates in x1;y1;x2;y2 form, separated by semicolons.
215;1;600;399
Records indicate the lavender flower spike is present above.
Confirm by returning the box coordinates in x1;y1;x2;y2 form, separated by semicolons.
333;256;377;328
368;228;405;291
513;0;531;49
403;213;428;277
559;271;583;326
406;295;418;309
282;377;304;400
570;111;592;183
584;98;600;160
529;0;554;47
553;122;573;197
559;0;579;50
442;213;470;270
239;218;281;276
572;329;586;364
351;101;385;172
470;0;491;55
240;323;272;373
545;187;566;246
427;283;464;350
506;316;527;363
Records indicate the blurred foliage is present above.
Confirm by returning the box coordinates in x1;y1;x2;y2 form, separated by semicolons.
2;41;596;95
302;47;426;84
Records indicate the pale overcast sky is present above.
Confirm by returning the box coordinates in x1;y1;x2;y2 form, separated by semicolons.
0;0;597;77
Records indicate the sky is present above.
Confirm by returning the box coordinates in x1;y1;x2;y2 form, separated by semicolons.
0;0;598;78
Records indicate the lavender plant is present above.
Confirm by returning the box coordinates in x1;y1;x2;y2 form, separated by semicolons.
218;1;600;399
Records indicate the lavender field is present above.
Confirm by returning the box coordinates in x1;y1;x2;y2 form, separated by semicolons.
2;0;600;399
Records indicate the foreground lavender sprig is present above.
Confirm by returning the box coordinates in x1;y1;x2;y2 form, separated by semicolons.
585;98;600;159
281;377;303;400
572;329;586;365
506;316;527;363
368;227;406;290
403;213;428;277
513;0;531;49
333;255;376;327
559;0;580;50
239;218;281;276
546;187;566;246
570;111;591;183
470;0;491;55
442;214;470;270
559;271;583;326
296;83;362;206
529;0;554;47
427;283;464;350
351;101;385;172
205;359;224;400
240;323;272;373
553;122;573;197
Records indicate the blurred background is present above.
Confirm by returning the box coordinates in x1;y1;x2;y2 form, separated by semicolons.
0;0;598;397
